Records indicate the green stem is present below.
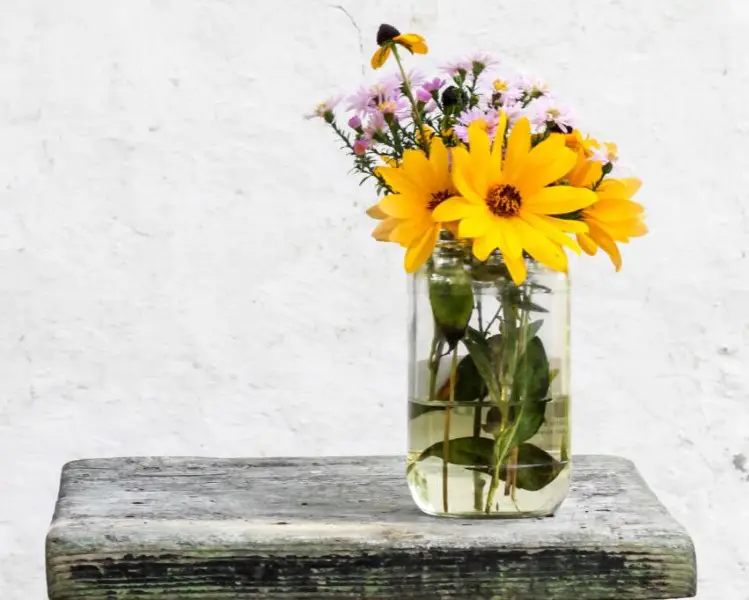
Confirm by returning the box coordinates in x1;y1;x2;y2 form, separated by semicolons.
484;398;528;513
472;400;484;511
427;334;444;402
391;45;429;155
329;121;389;189
442;348;458;513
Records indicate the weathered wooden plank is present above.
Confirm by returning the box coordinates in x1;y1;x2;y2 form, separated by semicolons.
46;455;696;599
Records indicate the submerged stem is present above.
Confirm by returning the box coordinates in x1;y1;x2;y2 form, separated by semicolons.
427;333;444;402
472;402;484;511
442;348;458;513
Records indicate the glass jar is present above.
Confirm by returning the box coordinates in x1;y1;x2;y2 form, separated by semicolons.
407;239;571;518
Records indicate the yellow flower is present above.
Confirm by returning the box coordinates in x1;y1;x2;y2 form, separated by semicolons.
371;24;428;70
492;79;509;93
433;116;597;284
564;130;602;188
576;178;647;270
563;133;646;270
368;137;459;272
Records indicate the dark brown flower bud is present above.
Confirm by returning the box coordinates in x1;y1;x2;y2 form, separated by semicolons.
441;86;460;108
376;24;401;46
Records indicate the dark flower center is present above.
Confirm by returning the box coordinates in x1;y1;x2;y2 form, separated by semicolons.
486;184;522;216
376;24;401;46
427;189;452;211
441;86;461;108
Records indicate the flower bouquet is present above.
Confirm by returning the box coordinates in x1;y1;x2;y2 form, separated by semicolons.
309;24;646;517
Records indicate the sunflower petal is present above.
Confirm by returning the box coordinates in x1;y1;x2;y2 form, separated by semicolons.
366;203;388;220
577;232;599;256
512;218;569;273
404;226;439;273
488;110;508;177
587;199;645;221
621;177;642;197
379;194;424;218
520;212;581;255
541;215;589;233
588;222;622;270
372;217;400;241
504;252;528;285
523;186;597;214
568;158;603;188
458;215;491;238
504;117;531;184
401;149;435;191
432;197;483;221
518;144;577;195
376;166;426;199
498;218;523;258
390;216;431;247
451;148;486;205
472;235;496;262
428;136;451;189
395;33;428;54
467;122;491;193
371;46;391;69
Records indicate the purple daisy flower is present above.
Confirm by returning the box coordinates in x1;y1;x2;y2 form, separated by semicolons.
453;107;500;142
304;94;343;120
527;96;575;133
346;75;402;116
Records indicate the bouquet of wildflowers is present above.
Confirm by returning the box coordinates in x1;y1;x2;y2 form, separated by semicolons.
309;24;647;516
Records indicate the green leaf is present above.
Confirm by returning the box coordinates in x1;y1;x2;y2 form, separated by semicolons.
527;320;544;340
429;263;474;348
512;299;548;313
463;328;502;404
467;443;564;492
417;436;495;467
513;443;564;491
508;399;549;445
435;354;485;402
511;336;550;405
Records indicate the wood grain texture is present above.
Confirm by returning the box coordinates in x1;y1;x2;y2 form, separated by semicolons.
46;455;696;599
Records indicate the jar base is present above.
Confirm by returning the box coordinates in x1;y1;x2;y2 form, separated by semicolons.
407;461;571;519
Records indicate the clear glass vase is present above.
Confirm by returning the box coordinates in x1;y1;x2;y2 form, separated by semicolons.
407;239;571;518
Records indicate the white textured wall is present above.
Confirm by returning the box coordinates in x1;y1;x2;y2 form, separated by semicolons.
1;0;748;597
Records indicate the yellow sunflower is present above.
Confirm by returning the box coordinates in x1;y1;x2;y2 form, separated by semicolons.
368;137;459;272
371;24;428;70
432;116;597;284
576;178;647;270
563;134;647;270
564;130;603;188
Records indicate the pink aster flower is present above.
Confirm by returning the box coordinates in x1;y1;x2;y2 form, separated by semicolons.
442;59;473;78
528;96;575;133
423;77;445;92
353;138;370;156
467;52;499;72
416;88;432;103
375;94;411;120
398;69;427;89
453;107;500;142
364;112;386;136
590;141;618;165
348;115;362;129
499;98;524;126
304;94;343;120
346;75;401;116
415;77;445;104
510;74;550;100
